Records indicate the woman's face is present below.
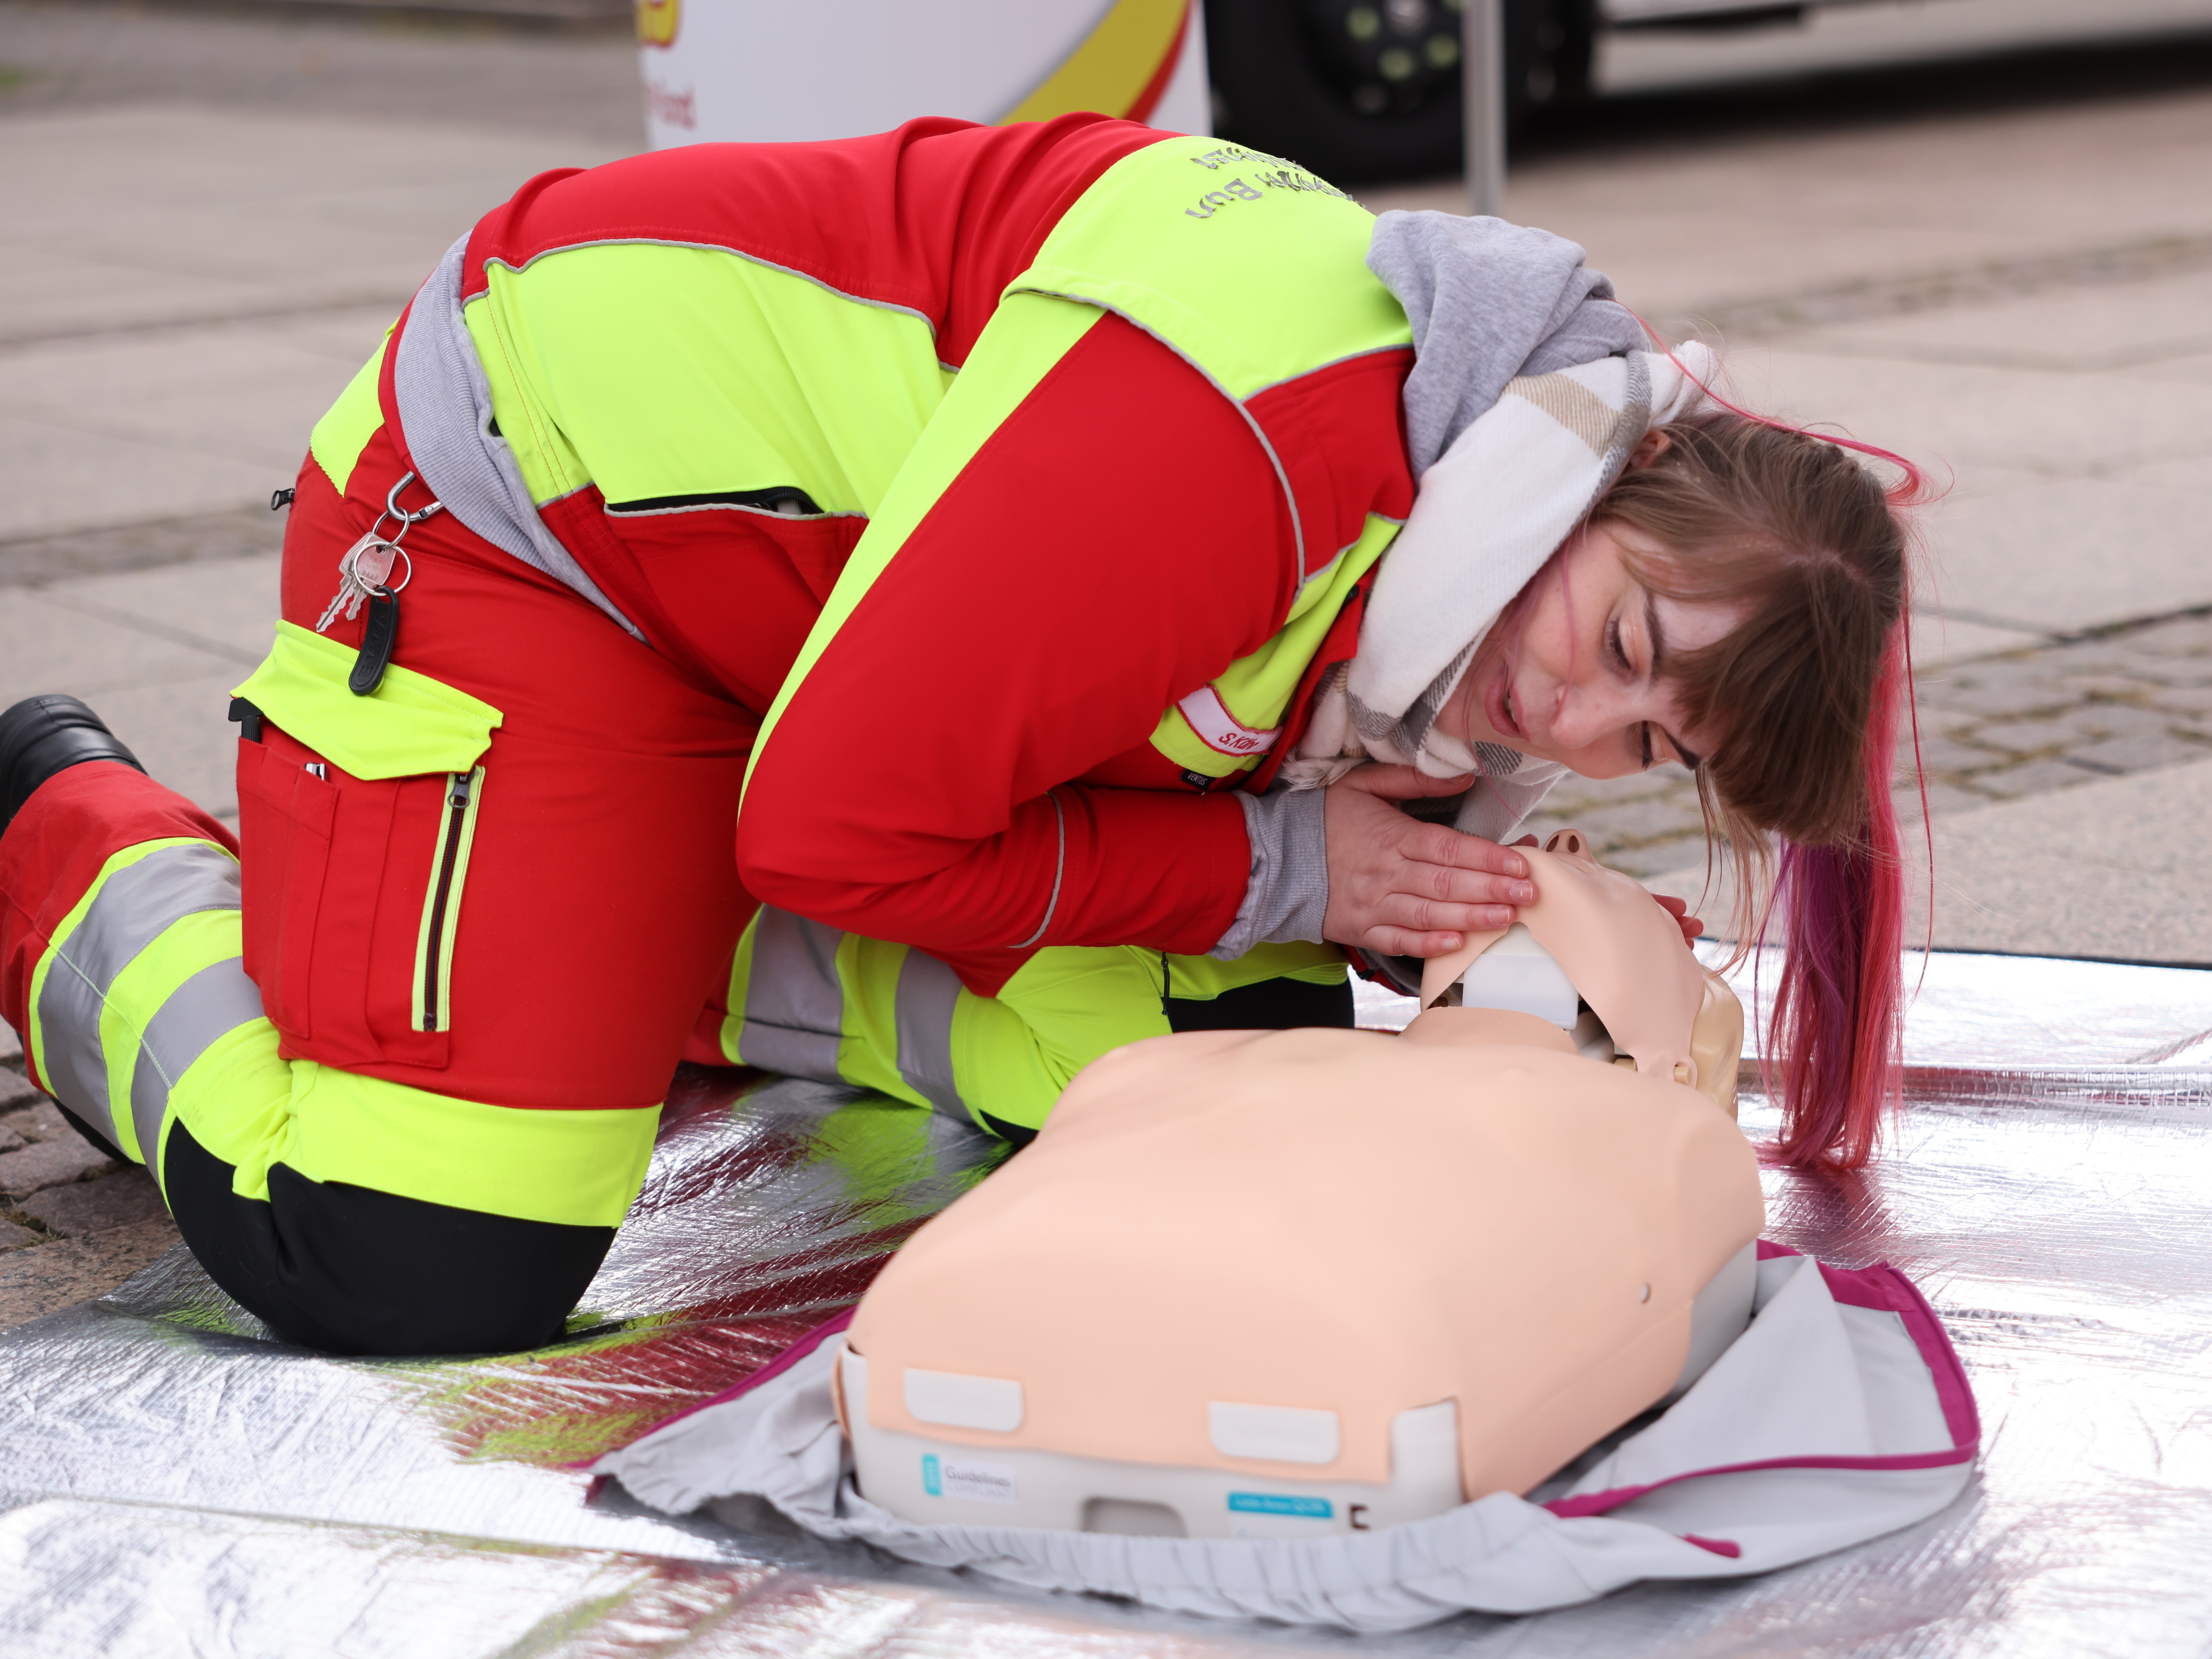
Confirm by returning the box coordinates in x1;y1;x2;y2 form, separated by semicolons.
1441;518;1741;780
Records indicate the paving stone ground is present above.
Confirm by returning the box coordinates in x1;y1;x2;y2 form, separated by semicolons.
0;1047;182;1333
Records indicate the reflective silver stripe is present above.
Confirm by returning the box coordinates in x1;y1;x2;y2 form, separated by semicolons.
34;844;241;1132
894;950;967;1118
739;908;846;1082
127;956;264;1174
1009;790;1066;951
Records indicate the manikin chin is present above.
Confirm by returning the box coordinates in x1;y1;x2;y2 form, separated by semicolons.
834;830;1764;1540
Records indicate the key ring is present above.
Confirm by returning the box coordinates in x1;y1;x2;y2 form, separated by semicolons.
343;541;414;599
361;471;445;547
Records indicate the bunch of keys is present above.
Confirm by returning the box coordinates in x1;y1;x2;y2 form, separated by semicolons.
314;471;443;695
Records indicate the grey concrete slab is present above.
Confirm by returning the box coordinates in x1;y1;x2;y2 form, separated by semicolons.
0;410;281;542
0;103;623;538
2125;348;2212;384
0;585;242;699
0;324;371;484
5;104;622;261
94;673;257;822
1735;348;2212;475
0;506;287;589
1911;612;2044;668
1910;475;2212;633
34;552;282;663
1772;267;2212;374
0;549;264;819
1651;756;2212;962
0;0;646;146
1375;86;2212;325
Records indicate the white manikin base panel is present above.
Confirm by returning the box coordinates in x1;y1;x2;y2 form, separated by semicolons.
843;1347;1463;1538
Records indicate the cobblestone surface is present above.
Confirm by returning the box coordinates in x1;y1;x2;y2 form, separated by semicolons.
0;1038;180;1331
1526;606;2212;874
0;1132;117;1202
0;1215;187;1334
20;1168;168;1237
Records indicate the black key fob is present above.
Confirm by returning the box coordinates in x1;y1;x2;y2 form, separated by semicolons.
350;590;400;695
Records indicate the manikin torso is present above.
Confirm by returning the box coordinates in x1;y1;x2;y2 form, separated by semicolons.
838;832;1764;1539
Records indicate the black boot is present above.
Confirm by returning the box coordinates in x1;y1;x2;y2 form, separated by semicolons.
0;695;146;837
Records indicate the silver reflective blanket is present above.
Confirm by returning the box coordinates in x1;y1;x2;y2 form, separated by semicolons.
3;952;2210;1655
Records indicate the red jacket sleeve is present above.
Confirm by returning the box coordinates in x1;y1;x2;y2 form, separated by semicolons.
735;312;1301;969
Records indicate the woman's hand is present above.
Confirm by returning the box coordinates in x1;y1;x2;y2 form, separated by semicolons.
1321;765;1537;957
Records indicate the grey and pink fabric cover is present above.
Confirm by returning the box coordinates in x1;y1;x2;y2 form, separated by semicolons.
598;1243;1976;1632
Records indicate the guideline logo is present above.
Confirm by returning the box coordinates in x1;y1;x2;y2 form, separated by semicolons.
636;0;680;49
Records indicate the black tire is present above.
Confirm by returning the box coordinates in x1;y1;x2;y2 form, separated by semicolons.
1205;0;1596;186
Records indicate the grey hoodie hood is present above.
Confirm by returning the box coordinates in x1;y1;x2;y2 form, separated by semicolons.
1367;210;1647;476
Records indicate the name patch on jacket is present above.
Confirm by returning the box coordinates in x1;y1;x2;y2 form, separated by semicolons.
1178;685;1282;757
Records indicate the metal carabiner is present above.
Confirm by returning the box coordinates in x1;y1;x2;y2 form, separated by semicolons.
384;470;445;528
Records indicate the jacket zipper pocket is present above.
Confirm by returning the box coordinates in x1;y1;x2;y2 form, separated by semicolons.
413;766;485;1033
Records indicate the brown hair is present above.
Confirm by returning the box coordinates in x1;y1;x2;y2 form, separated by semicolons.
1588;409;1924;1168
1594;411;1909;863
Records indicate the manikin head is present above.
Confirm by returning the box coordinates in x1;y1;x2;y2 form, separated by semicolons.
1410;828;1744;1118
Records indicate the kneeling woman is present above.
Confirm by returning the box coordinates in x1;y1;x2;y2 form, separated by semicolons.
0;116;1916;1355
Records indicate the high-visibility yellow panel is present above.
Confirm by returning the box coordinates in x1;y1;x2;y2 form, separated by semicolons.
231;622;503;781
1014;134;1410;402
467;243;948;516
285;1063;658;1229
308;332;392;497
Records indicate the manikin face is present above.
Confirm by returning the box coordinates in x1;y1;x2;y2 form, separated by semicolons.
1440;516;1743;781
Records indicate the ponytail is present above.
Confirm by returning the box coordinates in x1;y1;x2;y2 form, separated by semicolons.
1766;631;1912;1166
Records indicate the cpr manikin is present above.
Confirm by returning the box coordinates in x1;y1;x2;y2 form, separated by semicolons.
835;830;1762;1540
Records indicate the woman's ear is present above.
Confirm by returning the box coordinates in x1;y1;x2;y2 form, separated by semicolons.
1624;428;1673;471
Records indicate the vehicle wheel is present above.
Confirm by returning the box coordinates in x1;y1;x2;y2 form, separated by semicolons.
1205;0;1596;185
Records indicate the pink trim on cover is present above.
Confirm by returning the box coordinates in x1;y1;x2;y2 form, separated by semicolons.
571;1308;857;1470
1812;1259;1981;1452
1682;1534;1741;1559
1757;1241;1979;1452
1543;1245;1979;1522
1543;1443;1976;1521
